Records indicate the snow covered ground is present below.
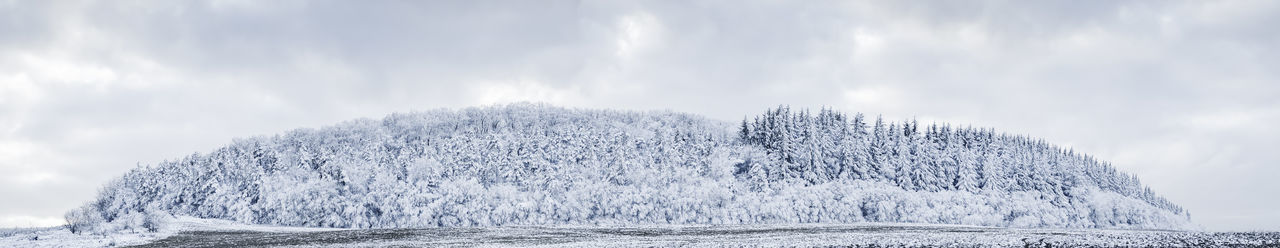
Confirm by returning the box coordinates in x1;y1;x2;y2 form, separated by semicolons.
0;216;343;248
5;217;1276;247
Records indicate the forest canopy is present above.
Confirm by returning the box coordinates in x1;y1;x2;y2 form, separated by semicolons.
65;103;1191;234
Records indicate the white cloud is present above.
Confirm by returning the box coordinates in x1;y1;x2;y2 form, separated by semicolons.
613;11;662;61
16;53;118;89
842;86;897;110
850;27;887;56
470;78;577;106
0;140;69;194
1184;109;1270;131
0;215;63;228
0;73;42;104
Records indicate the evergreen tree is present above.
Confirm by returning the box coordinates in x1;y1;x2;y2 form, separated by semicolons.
68;104;1191;234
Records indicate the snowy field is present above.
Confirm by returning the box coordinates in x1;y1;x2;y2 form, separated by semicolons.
4;218;1278;248
0;217;342;248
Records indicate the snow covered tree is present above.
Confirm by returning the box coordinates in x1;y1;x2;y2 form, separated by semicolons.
68;104;1191;233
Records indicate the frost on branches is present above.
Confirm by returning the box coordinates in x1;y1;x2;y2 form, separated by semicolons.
65;104;1191;234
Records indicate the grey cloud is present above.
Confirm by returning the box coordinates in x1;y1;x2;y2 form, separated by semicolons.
0;0;1276;230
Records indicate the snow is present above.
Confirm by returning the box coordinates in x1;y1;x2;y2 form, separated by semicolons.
0;216;343;248
64;104;1192;233
160;216;346;233
7;217;1275;247
13;218;1271;247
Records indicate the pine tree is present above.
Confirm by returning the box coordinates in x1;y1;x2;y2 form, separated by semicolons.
70;104;1190;233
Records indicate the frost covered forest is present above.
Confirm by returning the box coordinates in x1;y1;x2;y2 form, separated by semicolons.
65;104;1191;234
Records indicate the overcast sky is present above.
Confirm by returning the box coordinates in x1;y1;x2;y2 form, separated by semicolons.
2;0;1277;231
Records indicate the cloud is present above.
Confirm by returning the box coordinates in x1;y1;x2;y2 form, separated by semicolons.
469;78;579;106
613;11;663;60
0;0;1276;231
0;215;63;228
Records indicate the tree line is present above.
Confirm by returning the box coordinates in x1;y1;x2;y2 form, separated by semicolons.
65;103;1190;234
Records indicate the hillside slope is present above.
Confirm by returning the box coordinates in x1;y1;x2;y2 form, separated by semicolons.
65;104;1191;233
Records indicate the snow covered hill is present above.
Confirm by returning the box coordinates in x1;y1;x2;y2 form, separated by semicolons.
64;103;1193;234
